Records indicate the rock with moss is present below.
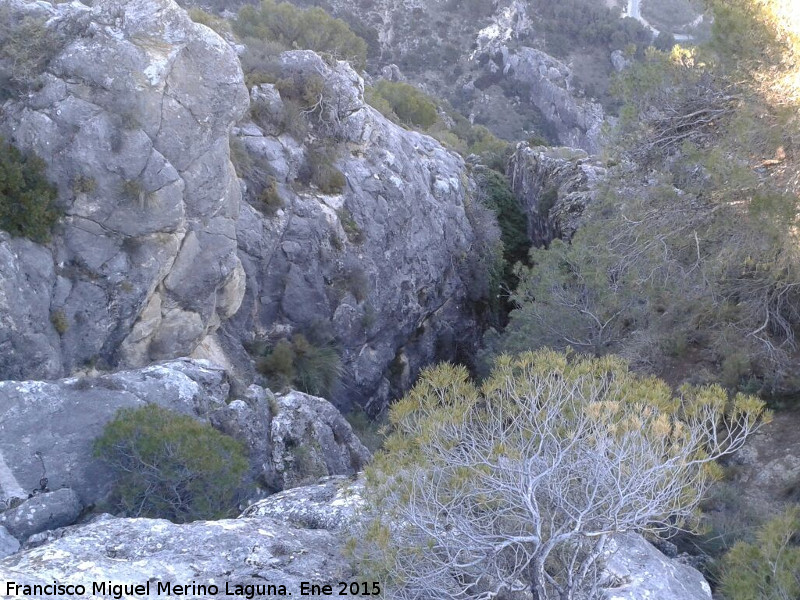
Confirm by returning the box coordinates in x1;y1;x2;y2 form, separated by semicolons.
1;512;353;599
0;360;370;515
241;475;364;531
227;50;485;414
0;489;82;543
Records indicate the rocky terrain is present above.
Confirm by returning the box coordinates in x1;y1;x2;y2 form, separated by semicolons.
0;0;489;414
0;476;713;600
223;50;485;413
0;359;368;510
0;0;795;597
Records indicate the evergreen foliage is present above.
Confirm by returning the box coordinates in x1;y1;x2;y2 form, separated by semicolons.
497;2;800;391
719;506;800;599
94;404;248;523
0;138;59;243
367;81;439;129
257;334;342;398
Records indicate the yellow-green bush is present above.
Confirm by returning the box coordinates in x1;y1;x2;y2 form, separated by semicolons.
94;404;248;522
367;81;439;129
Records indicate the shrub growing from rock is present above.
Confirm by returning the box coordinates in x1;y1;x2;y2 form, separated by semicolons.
94;404;247;523
367;81;439;129
257;334;342;398
0;138;59;243
358;350;767;600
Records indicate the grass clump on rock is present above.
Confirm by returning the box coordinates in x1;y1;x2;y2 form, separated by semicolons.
94;404;248;523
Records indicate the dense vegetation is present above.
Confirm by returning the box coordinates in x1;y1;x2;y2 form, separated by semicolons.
718;506;800;599
493;0;800;396
358;350;766;600
0;138;59;243
256;333;342;398
529;0;652;58
234;0;367;71
94;405;248;522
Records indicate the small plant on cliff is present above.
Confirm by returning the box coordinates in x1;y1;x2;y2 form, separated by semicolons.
94;404;248;523
257;333;342;398
0;138;59;243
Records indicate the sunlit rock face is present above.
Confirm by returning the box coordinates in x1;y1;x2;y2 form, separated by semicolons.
0;0;248;379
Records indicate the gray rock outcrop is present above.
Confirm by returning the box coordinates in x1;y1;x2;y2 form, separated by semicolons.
0;479;713;600
602;532;712;600
241;475;363;530
1;513;353;599
0;0;248;380
485;46;607;153
508;143;606;247
0;525;19;559
225;50;484;413
0;489;82;542
270;392;370;490
0;359;369;507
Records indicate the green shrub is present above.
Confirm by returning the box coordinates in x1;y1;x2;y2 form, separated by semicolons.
188;8;233;37
93;404;248;522
0;7;65;95
71;174;96;196
718;506;800;599
50;309;69;335
255;177;284;216
257;333;342;398
336;208;364;244
308;146;346;194
229;137;255;179
344;405;386;454
234;0;367;71
368;81;439;129
0;138;59;243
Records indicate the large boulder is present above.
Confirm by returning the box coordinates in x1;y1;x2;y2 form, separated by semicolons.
0;0;249;380
0;359;369;508
507;144;606;247
602;532;712;600
242;475;364;531
224;50;486;414
270;392;370;490
0;489;82;543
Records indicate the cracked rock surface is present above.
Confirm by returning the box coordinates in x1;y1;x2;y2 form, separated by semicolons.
0;0;248;379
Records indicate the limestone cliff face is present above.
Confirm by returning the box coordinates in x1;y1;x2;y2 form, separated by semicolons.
0;0;249;378
223;51;483;414
507;143;606;247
